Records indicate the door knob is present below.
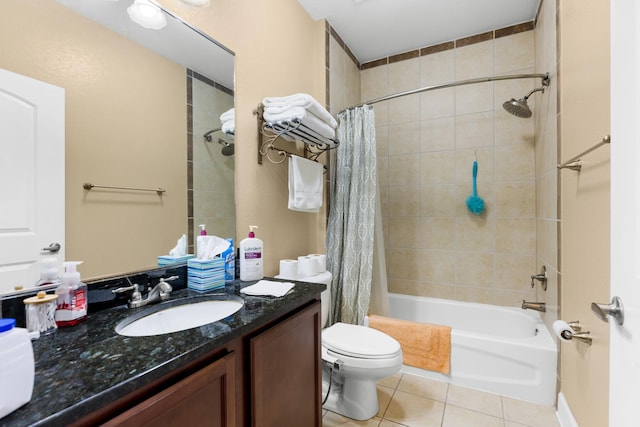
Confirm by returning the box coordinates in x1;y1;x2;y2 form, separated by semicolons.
591;296;624;325
41;242;61;253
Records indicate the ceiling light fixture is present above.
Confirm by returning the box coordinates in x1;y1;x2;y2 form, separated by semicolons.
127;0;167;30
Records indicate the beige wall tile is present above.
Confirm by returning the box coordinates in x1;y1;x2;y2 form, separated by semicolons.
495;31;535;74
388;94;420;125
455;111;495;149
361;65;389;101
389;56;420;93
495;253;536;290
455;40;495;80
455;285;495;304
387;248;420;280
455;252;495;286
419;249;457;283
389;216;421;248
495;143;535;181
455;81;494;115
420;49;455;85
421;185;458;218
496;218;536;254
455;216;496;252
388;120;420;155
389;154;420;185
388;185;421;217
420;87;456;119
420;117;456;152
421;151;456;184
495;181;536;218
422;217;456;250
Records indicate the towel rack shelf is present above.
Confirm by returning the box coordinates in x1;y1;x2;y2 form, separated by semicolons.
557;135;610;172
254;103;339;165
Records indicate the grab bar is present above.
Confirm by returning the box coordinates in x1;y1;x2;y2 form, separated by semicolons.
557;135;610;171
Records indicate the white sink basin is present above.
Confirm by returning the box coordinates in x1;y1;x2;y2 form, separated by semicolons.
116;297;243;337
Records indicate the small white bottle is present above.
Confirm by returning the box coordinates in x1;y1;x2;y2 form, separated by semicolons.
196;224;207;259
239;225;264;281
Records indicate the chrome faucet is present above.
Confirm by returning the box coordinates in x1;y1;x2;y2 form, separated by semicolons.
521;300;546;312
113;276;177;308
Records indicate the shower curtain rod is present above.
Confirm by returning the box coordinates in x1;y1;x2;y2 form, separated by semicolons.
342;72;550;112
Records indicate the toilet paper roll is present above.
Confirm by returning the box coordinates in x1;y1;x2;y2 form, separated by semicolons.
552;320;574;342
279;259;298;280
297;255;318;277
308;254;326;273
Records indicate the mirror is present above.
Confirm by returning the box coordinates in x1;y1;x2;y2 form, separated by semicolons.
0;0;234;294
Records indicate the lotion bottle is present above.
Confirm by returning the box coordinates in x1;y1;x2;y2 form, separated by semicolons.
55;261;87;327
239;225;263;281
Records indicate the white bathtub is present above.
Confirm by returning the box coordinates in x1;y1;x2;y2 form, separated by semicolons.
387;293;557;406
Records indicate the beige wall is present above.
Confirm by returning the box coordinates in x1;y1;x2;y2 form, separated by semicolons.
359;31;539;306
1;0;187;279
159;0;327;276
557;0;611;425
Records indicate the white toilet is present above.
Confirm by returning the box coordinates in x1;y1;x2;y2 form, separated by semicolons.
298;271;403;421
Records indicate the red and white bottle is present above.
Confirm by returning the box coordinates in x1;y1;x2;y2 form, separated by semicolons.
55;261;87;327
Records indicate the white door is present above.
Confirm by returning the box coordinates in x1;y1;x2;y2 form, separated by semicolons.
0;69;65;293
609;2;640;426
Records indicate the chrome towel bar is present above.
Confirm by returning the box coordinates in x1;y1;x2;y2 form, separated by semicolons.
83;182;166;195
557;135;610;171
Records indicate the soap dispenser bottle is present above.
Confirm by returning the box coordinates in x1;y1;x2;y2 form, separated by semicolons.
36;257;61;287
239;225;264;281
55;261;88;327
197;224;207;259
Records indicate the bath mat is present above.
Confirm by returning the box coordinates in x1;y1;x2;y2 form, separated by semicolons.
368;314;451;374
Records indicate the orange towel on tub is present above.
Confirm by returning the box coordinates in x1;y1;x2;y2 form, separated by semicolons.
368;314;451;374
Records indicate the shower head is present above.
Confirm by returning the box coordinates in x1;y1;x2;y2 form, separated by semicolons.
503;85;546;118
503;97;533;118
219;139;234;156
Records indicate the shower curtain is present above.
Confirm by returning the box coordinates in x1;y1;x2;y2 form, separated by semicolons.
327;105;381;325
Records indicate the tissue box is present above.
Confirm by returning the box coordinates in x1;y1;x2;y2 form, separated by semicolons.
187;258;225;291
157;254;194;266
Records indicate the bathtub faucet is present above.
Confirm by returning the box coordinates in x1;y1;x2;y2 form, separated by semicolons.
521;300;546;312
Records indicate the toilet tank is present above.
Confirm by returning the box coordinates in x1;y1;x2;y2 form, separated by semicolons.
297;271;331;328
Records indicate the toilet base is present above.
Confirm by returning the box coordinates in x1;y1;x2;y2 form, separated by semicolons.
321;367;379;421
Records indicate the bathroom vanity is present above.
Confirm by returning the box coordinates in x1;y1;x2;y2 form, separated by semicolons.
1;269;324;427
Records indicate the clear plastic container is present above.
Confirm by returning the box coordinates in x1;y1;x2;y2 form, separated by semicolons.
24;291;58;335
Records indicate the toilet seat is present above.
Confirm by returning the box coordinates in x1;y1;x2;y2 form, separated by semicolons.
322;322;401;359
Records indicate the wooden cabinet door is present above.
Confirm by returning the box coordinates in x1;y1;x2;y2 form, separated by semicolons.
250;301;322;427
103;352;236;427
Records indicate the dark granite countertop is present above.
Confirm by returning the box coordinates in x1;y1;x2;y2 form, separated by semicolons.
1;278;325;427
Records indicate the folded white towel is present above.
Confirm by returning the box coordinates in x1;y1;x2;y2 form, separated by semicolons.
264;107;336;140
220;108;234;122
240;280;295;297
288;155;323;212
263;94;338;129
222;120;235;135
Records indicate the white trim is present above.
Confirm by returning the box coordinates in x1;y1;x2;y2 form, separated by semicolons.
556;392;579;427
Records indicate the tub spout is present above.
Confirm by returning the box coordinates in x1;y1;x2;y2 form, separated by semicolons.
522;300;546;312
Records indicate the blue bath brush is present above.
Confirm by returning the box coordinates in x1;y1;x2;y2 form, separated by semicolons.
466;159;485;215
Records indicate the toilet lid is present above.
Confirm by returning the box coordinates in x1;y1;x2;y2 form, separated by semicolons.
322;322;401;359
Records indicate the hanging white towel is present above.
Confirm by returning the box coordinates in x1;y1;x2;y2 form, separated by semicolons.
288;155;323;212
262;93;337;129
264;107;336;139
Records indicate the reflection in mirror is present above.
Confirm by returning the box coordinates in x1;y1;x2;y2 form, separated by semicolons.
0;0;234;295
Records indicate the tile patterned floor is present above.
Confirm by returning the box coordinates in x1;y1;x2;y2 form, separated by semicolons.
322;372;561;427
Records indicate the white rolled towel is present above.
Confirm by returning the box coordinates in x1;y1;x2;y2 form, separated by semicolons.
264;107;336;139
262;93;337;129
220;108;234;123
222;120;235;135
